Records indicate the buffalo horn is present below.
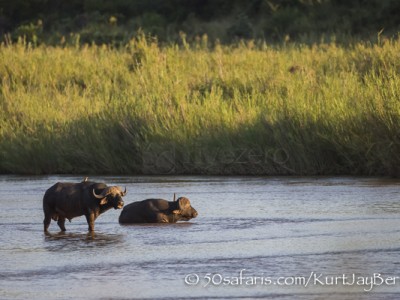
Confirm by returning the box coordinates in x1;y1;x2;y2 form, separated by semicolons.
92;188;106;199
93;186;127;199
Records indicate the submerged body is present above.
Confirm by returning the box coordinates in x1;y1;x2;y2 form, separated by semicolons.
43;180;126;232
119;197;198;224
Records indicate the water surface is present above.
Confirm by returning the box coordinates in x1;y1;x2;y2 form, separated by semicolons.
1;176;400;299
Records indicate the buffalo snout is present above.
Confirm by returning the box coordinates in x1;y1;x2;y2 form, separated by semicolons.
181;207;198;221
113;198;124;209
117;200;124;209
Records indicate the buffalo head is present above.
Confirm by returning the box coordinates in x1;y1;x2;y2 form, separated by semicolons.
93;186;126;209
172;197;198;221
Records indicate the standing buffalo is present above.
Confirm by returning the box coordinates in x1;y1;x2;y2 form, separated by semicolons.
119;196;198;223
43;179;126;232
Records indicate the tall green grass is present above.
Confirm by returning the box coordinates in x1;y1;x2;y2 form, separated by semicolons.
1;37;399;175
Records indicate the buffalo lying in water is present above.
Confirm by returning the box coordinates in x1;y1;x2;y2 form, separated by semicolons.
119;196;198;223
43;179;126;232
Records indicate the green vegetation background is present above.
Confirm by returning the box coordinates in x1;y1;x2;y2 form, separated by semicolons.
2;0;400;44
0;1;399;175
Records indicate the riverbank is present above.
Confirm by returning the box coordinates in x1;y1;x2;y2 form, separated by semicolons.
1;37;399;175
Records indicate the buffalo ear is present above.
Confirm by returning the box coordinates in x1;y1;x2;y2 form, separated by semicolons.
99;198;108;205
177;197;190;210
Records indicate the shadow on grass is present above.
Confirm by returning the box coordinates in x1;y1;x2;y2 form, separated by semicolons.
1;112;399;176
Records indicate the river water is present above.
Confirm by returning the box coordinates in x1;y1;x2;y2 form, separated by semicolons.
0;176;400;299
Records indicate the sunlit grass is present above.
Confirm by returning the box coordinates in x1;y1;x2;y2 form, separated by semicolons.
1;36;399;175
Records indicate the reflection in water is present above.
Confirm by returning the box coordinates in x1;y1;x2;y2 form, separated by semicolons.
44;231;125;252
370;200;400;214
119;222;196;228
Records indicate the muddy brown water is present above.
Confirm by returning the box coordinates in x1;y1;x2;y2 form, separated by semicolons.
1;176;400;299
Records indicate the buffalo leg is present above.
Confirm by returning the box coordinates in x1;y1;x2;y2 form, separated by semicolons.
155;213;169;223
85;214;95;232
57;217;66;231
43;215;51;231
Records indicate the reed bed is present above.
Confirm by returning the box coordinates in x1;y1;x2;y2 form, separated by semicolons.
0;37;399;175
